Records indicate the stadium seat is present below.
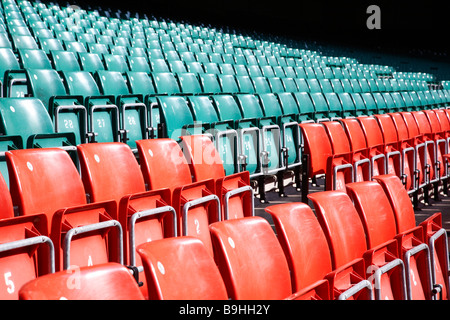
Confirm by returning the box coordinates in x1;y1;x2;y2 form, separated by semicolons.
50;50;81;71
178;134;253;220
19;263;144;300
26;69;87;146
137;237;228;300
266;202;373;299
308;191;408;300
346;181;434;299
76;142;174;298
0;47;26;98
133;138;220;253
18;48;52;69
209;216;295;299
6;148;121;272
299;122;354;201
95;70;149;148
373;174;449;299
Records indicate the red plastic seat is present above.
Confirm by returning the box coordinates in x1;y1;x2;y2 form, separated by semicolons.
137;236;228;300
209;216;294;299
308;190;407;300
77;142;176;298
19;263;144;300
266;202;372;300
374;174;449;299
0;214;53;300
135;138;220;255
322;120;367;189
299;122;353;200
178;134;253;220
340;117;380;181
6;148;121;272
346;180;434;299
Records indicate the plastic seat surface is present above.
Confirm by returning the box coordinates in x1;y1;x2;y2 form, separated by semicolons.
19;263;144;300
137;237;228;300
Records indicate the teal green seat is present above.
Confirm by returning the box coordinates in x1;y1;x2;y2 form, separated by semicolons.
281;78;298;93
217;74;239;94
267;77;285;93
372;92;388;114
185;61;205;74
126;56;151;73
360;92;378;115
151;72;181;95
87;42;109;55
50;50;81;71
251;76;271;94
176;72;202;95
26;68;87;145
102;53;129;73
0;98;76;149
235;75;255;94
306;79;322;93
319;79;333;93
12;34;38;50
309;92;330;120
211;94;259;176
168;60;187;73
149;58;170;73
156;95;196;140
350;93;368;116
0;48;26;97
78;52;105;72
381;92;398;113
63;40;87;53
324;92;343;119
293;92;316;122
38;37;63;54
95;70;148;148
400;92;416;111
18;48;52;69
337;92;356;118
391;92;407;112
61;70;119;143
187;95;238;175
258;93;301;186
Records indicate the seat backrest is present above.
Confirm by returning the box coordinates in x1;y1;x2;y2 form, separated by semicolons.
265;203;332;292
308;191;367;269
0;98;55;143
209;216;292;299
136;138;192;193
26;68;67;113
235;93;264;119
61;71;101;97
77;142;146;204
400;112;420;138
179;134;225;182
18;48;52;69
186;95;220;124
424;110;444;133
389;112;410;141
373;114;399;145
156;96;194;139
372;174;416;233
357;116;384;148
6;148;87;227
211;94;243;122
340;118;367;152
126;71;156;96
346;181;398;248
299;123;332;176
137;237;228;300
95;70;129;96
412;111;432;135
322;121;351;154
19;263;144;300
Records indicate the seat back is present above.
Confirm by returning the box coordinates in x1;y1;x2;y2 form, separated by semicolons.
19;263;144;300
299;123;332;176
137;237;228;300
265;203;332;292
7;148;87;226
308;191;367;269
358;116;384;148
340;118;367;152
209;216;292;299
346;181;398;248
372;174;416;233
77;142;146;204
136;138;192;193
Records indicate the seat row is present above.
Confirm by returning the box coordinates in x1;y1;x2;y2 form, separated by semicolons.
16;173;449;300
0;136;253;299
300;109;450;207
